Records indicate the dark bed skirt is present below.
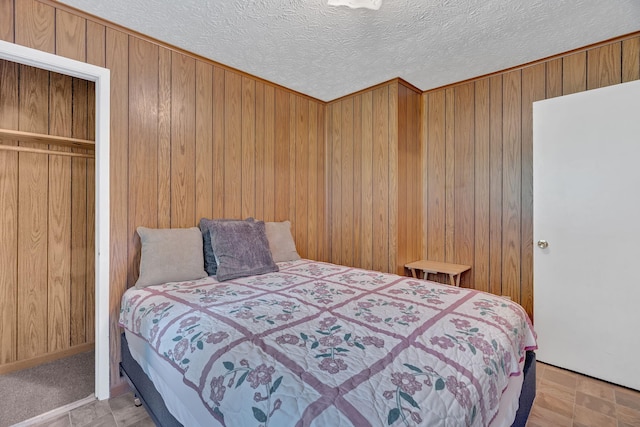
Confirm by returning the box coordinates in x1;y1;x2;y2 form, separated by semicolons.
120;333;536;427
512;350;536;427
120;333;182;426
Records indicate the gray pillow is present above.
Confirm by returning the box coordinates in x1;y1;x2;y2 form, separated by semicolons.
135;227;208;288
199;217;254;275
208;219;278;282
265;221;301;262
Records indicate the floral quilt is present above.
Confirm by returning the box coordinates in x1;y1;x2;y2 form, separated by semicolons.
119;259;536;427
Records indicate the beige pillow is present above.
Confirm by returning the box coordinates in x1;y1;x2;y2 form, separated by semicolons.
265;221;301;262
135;227;207;288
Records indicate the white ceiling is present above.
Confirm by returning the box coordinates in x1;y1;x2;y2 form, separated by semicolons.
60;0;640;101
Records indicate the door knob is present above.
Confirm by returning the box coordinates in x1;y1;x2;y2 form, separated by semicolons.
537;240;549;249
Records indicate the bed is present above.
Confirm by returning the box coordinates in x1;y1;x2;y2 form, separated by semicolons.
119;258;537;426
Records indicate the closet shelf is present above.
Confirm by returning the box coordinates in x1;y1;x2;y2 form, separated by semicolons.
0;128;95;151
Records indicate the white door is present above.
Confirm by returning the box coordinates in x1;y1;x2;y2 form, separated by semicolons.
533;79;640;391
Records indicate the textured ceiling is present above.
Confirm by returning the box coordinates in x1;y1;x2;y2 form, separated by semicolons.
59;0;640;101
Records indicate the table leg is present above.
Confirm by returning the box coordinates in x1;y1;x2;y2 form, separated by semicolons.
449;274;460;287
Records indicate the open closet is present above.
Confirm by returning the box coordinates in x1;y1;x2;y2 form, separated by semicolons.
0;57;96;424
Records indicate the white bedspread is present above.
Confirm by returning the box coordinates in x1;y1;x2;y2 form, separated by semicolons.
120;259;537;426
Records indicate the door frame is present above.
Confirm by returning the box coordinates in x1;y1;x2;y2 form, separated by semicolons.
0;40;110;400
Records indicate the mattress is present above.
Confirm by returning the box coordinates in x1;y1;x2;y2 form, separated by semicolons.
119;259;537;426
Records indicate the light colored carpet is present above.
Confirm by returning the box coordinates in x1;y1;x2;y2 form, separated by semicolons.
0;350;94;427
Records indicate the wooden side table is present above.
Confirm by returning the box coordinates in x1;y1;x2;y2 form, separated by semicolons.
404;260;471;287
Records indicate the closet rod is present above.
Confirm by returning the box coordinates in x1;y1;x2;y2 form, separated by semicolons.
0;144;94;159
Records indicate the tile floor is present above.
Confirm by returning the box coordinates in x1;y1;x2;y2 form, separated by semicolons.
29;392;153;427
526;362;640;427
27;362;640;426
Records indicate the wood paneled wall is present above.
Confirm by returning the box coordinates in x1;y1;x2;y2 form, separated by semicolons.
0;58;95;370
327;81;422;275
123;44;328;282
1;0;327;389
422;35;640;318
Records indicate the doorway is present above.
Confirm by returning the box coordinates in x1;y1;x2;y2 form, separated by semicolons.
0;39;110;400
